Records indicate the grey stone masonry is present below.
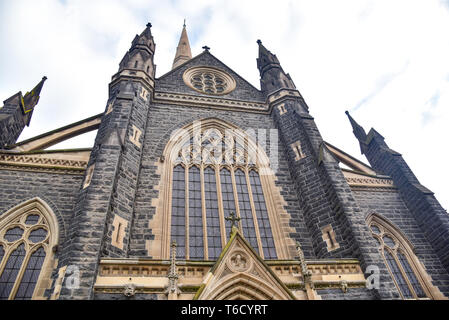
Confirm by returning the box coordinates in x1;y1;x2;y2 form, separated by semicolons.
352;187;449;296
59;77;154;299
271;97;399;299
101;80;151;259
58;24;156;299
0;169;84;299
0;170;83;255
157;51;265;103
272;97;347;258
129;101;315;259
318;287;376;300
58;128;122;299
3;22;449;301
362;128;449;275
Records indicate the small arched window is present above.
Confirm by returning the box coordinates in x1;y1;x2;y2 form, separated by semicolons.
165;121;281;261
134;61;138;68
367;214;441;299
0;198;58;300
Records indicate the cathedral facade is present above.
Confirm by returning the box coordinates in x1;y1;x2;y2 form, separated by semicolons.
0;23;448;300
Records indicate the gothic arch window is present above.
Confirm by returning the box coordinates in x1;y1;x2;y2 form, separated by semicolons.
161;119;288;261
367;214;442;300
0;198;59;300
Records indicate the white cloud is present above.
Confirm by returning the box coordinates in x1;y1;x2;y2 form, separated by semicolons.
0;0;448;210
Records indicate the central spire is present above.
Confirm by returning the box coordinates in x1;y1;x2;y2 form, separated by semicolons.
172;20;192;70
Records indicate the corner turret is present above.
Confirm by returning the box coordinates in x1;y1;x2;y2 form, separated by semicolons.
257;40;295;95
118;23;156;79
0;77;47;148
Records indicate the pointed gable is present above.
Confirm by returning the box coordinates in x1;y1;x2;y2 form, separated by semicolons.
156;51;265;102
194;229;296;300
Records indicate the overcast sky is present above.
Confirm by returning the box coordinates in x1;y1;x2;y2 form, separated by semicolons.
0;0;448;210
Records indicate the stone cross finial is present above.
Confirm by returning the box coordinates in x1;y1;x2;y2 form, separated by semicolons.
225;212;241;232
225;212;241;238
202;45;210;51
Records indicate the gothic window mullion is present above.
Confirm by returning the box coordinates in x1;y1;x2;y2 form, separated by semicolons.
234;168;259;252
8;242;34;300
249;170;277;259
0;244;5;270
13;245;46;300
0;242;26;300
244;168;264;258
169;165;186;259
230;167;242;235
397;250;427;298
383;248;413;299
393;248;420;299
215;165;227;248
184;165;190;260
200;165;208;260
220;168;237;241
204;166;222;260
188;166;204;260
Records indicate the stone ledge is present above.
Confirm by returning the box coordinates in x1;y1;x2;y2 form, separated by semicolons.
154;91;267;112
0;152;88;175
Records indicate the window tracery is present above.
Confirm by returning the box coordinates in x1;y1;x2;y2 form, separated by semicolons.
167;124;279;260
0;198;58;300
368;215;434;299
183;67;236;95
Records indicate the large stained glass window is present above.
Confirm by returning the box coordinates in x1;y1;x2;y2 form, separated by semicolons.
169;127;278;260
368;217;431;299
0;205;53;300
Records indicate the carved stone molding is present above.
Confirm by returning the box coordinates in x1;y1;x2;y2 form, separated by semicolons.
346;176;395;188
267;89;302;104
342;169;395;189
95;258;367;297
154;91;267;112
0;153;88;175
0;154;87;168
